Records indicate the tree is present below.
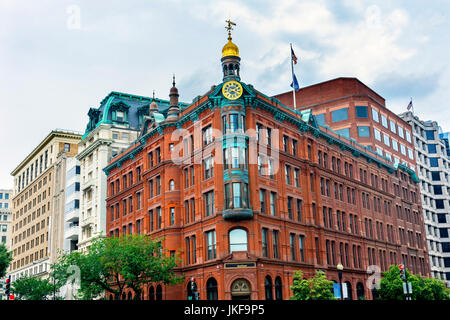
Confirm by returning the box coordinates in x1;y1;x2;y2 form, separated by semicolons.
0;243;12;278
52;234;182;300
290;270;336;300
379;265;450;300
12;276;61;300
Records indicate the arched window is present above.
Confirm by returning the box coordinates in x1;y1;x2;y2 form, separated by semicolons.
206;277;218;300
149;286;155;300
229;228;248;252
109;295;113;300
356;282;365;300
264;276;273;300
156;284;162;300
275;276;283;300
345;281;353;300
169;179;175;191
121;292;126;300
127;291;132;300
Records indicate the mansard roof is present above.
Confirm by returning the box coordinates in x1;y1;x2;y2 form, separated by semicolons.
82;91;189;139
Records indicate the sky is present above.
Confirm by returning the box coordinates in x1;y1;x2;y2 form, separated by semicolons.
1;0;450;188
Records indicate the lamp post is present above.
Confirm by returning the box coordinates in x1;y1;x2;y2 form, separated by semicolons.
337;263;344;300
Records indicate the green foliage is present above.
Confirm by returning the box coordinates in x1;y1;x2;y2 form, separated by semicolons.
290;270;336;300
0;243;12;278
12;276;61;300
52;234;182;300
379;265;450;300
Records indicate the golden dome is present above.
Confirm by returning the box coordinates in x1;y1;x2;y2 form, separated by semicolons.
222;39;239;58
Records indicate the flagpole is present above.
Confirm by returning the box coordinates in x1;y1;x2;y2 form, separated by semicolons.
290;43;297;111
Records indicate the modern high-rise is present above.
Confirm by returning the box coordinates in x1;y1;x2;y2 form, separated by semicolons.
9;130;82;281
50;148;82;264
76;92;188;251
63;158;81;254
0;189;12;300
399;111;450;287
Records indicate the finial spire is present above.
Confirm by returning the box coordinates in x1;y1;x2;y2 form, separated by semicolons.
172;74;176;87
152;90;155;100
225;19;236;41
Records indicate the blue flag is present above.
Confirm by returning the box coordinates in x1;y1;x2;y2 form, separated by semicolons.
291;73;300;92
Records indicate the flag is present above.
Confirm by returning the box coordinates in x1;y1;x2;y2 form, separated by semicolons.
407;99;413;110
291;73;300;92
291;46;298;64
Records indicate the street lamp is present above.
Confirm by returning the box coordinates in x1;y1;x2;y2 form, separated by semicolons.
337;263;344;300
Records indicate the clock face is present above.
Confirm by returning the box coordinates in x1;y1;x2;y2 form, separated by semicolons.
222;81;243;100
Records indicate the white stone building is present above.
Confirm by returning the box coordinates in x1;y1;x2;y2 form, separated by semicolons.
399;111;450;287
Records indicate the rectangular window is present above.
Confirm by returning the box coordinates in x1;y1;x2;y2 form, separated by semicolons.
383;133;390;146
355;106;368;118
332;108;348;122
425;130;435;140
335;128;350;138
202;125;213;146
262;228;268;257
270;192;276;216
315;113;325;126
205;190;215;216
170;207;175;225
206;230;216;260
315;237;321;264
381;115;388;128
204;157;214;179
294;168;300;187
299;235;305;262
430;158;439;167
372;108;379;122
287;196;293;219
428;144;437;153
389;120;396;134
374;128;381;141
273;230;279;259
392;139;398;151
358;126;370;137
260;189;266;214
290;233;296;261
285;165;291;185
296;199;302;222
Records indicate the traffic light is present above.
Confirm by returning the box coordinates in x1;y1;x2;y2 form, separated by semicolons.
190;277;199;300
399;264;406;280
5;276;11;299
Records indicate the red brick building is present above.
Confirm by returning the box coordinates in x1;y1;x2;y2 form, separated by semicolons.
103;31;429;300
275;78;417;170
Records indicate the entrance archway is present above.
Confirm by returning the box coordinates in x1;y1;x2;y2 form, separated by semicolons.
231;279;251;300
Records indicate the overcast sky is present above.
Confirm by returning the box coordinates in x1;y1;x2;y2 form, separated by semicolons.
1;0;449;189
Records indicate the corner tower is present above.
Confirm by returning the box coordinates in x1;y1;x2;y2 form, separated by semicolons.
219;20;252;220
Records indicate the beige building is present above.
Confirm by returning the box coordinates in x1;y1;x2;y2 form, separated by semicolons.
10;130;81;281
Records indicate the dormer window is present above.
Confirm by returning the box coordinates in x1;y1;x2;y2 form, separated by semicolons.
111;101;130;124
116;111;124;122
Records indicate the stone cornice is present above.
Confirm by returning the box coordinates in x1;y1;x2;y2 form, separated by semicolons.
11;130;82;176
76;138;113;160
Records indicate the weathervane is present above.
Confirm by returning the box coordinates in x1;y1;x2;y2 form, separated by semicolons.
225;19;236;40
